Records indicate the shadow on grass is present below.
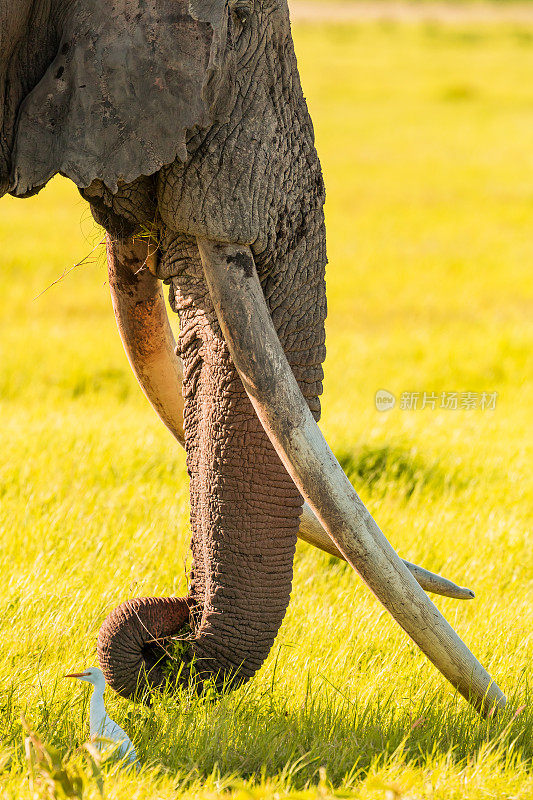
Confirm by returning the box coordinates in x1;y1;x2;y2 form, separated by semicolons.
335;443;466;502
124;670;532;788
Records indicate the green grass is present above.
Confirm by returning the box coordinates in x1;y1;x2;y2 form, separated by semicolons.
0;21;532;800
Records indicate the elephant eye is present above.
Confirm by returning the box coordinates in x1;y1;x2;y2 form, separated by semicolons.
229;0;253;27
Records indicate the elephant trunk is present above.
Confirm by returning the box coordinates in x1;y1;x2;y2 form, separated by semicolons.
169;238;307;685
97;596;189;698
98;224;327;696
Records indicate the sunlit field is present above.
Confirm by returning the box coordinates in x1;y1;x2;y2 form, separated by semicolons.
0;20;531;800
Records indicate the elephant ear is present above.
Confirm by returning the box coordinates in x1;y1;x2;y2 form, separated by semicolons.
10;0;230;196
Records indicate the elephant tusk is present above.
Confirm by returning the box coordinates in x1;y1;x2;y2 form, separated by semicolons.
106;234;185;444
196;237;505;716
107;234;475;602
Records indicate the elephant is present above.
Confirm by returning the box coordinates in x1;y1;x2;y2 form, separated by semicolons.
1;0;505;715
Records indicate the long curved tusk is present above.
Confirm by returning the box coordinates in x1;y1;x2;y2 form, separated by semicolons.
106;234;185;444
107;235;475;602
196;237;505;715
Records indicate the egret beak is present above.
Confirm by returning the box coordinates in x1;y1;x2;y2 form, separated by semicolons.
64;672;91;678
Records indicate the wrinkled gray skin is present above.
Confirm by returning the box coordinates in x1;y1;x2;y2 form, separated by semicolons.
1;0;326;696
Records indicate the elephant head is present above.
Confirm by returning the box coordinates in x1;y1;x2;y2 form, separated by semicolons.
1;0;505;714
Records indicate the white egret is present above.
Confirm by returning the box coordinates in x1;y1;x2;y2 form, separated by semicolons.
65;667;138;767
